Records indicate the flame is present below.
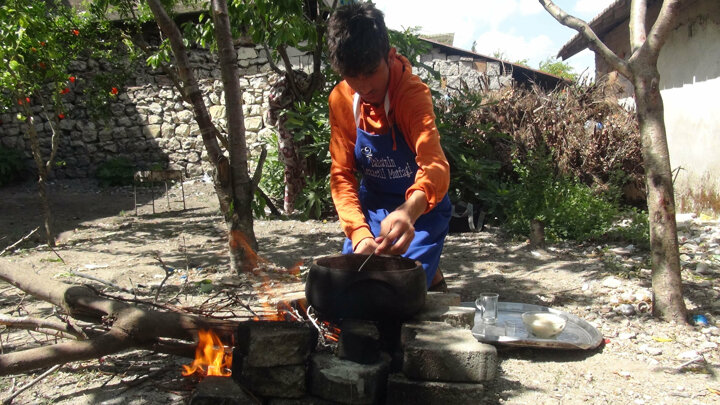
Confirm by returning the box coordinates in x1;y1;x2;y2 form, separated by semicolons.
182;329;232;378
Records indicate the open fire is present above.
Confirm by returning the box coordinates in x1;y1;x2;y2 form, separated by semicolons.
182;329;232;378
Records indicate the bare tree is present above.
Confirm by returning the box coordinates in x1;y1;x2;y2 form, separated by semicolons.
539;0;687;322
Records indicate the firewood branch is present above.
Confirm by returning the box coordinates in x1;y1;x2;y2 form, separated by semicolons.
540;0;631;78
0;314;87;340
0;260;239;376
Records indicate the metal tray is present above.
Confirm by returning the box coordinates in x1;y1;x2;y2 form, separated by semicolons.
462;301;603;350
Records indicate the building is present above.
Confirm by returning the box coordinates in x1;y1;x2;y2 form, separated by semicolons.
558;0;720;211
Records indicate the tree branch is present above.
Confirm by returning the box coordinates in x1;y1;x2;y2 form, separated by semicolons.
629;0;648;53
0;314;87;340
540;0;632;78
0;227;38;256
645;0;684;56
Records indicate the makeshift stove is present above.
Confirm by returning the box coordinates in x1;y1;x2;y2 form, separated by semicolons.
185;255;499;404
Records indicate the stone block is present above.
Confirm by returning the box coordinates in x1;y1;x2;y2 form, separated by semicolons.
309;353;390;405
385;373;489;404
337;319;381;365
189;376;255;405
413;305;475;329
424;292;461;309
235;321;316;368
267;396;336;405
238;362;306;398
402;322;497;382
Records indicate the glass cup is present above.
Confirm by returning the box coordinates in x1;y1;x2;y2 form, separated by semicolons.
475;293;499;325
504;320;517;337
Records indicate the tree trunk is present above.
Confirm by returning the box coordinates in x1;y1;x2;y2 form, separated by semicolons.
146;0;258;273
630;61;687;322
212;0;259;272
23;116;55;247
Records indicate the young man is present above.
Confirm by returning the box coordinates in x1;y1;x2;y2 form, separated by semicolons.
326;2;451;290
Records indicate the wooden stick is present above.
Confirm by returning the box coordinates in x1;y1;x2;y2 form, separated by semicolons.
0;227;39;256
0;314;86;340
2;364;63;404
68;271;136;295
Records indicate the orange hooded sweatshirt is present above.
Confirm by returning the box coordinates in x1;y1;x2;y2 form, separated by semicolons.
328;51;450;249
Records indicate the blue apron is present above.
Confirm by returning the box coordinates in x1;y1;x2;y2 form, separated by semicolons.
342;93;451;287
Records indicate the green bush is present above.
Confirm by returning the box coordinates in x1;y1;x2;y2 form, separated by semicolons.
502;150;621;242
435;90;505;218
95;157;136;187
0;146;26;186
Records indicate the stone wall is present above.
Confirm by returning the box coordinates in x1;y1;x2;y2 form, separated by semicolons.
0;44;508;180
0;44;277;179
417;51;513;94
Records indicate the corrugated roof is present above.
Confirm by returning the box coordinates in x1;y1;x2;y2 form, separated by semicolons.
557;0;630;60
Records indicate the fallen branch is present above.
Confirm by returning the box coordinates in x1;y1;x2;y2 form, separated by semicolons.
0;314;87;340
0;260;240;376
1;364;63;405
0;227;39;256
68;270;136;295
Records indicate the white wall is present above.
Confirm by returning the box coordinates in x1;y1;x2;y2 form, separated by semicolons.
657;3;720;204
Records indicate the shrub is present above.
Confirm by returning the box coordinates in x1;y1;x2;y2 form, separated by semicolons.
478;80;645;208
95;157;135;187
435;90;505;218
502;150;622;242
0;146;26;186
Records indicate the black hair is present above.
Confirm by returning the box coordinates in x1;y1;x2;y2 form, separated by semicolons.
327;2;390;77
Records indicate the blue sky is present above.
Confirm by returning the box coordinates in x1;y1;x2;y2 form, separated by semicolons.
372;0;616;78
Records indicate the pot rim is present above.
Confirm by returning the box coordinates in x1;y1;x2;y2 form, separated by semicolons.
312;253;422;273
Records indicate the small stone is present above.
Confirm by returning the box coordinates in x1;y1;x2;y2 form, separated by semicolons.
617;304;636;316
618;332;637;340
602;277;622;289
700;341;718;350
677;350;699;360
695;262;711;274
639;345;662;356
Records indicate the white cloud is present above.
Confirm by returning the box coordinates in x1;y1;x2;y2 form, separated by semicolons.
375;0;543;35
473;30;555;66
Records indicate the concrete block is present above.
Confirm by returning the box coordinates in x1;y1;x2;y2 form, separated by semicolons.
239;362;306;398
385;373;489;404
267;396;336;405
310;353;390;404
338;319;381;364
190;376;255;405
402;322;497;382
235;321;317;367
424;292;462;309
413;305;475;329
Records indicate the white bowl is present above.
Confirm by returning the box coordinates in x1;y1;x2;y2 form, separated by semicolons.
521;312;567;339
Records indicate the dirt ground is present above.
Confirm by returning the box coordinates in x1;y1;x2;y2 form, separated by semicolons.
1;178;718;404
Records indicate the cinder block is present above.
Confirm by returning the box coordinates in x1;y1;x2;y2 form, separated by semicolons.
235;321;317;367
190;376;255;405
239;362;306;398
413;305;475;329
385;373;489;404
267;396;336;405
424;292;462;308
338;319;381;364
402;322;497;382
309;353;390;404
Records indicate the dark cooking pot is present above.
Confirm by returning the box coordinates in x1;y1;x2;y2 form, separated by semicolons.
305;254;426;321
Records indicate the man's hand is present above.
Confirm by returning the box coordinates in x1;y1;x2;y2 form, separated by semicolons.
354;237;378;255
375;191;428;255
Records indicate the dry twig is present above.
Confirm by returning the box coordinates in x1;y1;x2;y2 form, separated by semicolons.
0;227;39;256
1;364;63;404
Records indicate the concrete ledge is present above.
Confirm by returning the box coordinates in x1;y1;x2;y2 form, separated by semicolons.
386;373;489;404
